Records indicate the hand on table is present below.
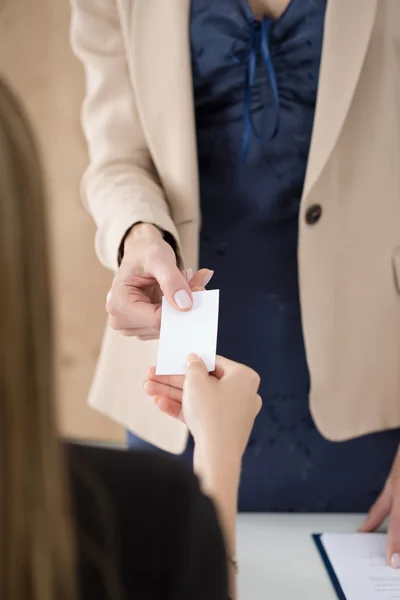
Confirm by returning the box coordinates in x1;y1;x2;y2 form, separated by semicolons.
106;223;213;340
359;445;400;568
144;355;262;463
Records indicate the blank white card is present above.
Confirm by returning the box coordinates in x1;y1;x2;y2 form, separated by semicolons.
156;290;220;376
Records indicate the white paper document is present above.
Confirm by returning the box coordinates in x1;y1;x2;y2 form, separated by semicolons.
156;290;220;376
320;533;400;600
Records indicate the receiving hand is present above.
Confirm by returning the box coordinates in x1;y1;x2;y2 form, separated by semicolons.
106;223;213;340
359;445;400;568
144;355;262;464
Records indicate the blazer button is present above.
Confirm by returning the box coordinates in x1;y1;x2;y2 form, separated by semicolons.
305;204;322;225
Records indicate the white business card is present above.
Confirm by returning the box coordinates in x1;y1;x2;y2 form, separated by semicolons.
156;290;220;376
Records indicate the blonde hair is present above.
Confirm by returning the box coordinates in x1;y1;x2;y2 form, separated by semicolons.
0;79;77;599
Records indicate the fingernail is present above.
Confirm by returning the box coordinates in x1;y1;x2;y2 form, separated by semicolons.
186;353;201;366
106;291;112;306
391;554;400;569
186;268;193;282
174;290;192;309
203;270;214;287
153;396;160;405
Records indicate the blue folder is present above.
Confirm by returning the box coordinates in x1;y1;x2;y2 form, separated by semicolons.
312;534;347;600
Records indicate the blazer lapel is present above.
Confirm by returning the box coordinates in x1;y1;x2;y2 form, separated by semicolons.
130;0;199;220
303;0;378;199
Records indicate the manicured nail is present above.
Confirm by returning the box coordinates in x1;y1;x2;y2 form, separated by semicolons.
174;290;192;309
186;268;193;282
203;270;214;287
186;353;201;366
391;553;400;569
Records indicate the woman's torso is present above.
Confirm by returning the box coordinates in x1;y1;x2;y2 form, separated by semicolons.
67;443;227;600
193;0;323;379
188;0;400;511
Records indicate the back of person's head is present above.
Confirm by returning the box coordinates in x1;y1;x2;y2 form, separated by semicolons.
0;79;77;600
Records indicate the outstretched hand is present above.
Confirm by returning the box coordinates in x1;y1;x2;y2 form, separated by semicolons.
145;354;261;464
107;223;213;340
143;363;224;422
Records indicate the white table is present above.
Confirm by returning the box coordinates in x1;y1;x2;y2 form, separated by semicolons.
237;514;365;599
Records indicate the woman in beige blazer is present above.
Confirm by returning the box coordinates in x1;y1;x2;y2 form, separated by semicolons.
71;0;400;563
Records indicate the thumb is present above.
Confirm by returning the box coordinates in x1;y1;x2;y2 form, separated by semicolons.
185;354;209;386
359;487;391;533
152;255;193;311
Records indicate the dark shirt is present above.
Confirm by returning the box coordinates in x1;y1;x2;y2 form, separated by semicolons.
67;443;228;600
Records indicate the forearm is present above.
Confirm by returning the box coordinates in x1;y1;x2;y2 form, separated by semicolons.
71;0;180;271
194;447;240;600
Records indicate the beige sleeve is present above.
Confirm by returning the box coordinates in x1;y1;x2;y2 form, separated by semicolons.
70;0;180;271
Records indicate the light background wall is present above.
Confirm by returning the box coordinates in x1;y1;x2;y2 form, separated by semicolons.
0;0;124;442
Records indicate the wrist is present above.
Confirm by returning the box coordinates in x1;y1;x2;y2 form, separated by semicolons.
118;223;163;266
125;223;163;246
194;443;241;495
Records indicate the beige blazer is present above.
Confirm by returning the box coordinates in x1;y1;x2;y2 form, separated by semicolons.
71;0;400;453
